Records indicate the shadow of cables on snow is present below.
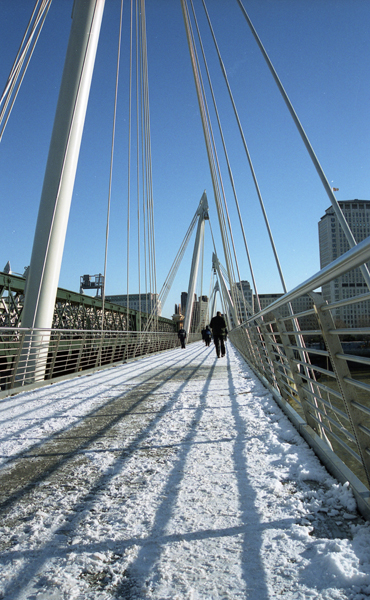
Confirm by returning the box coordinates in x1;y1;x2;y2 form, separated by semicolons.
0;344;210;599
0;349;185;463
226;350;270;600
0;346;207;514
114;357;217;598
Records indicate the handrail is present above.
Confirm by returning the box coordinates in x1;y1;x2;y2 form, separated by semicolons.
228;237;370;520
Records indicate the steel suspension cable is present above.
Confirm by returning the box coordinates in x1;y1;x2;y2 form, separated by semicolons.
136;0;141;322
0;0;42;107
139;0;157;329
190;0;260;313
144;212;198;331
236;0;370;292
230;1;327;438
198;1;296;374
125;0;134;330
158;214;198;304
181;0;239;326
101;0;124;330
189;1;242;314
201;0;288;297
137;0;148;318
141;0;155;282
0;0;53;141
188;0;250;323
190;0;251;321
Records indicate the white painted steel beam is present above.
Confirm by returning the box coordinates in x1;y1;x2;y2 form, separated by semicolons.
21;0;105;330
184;192;209;335
211;252;238;329
209;279;219;322
17;0;105;385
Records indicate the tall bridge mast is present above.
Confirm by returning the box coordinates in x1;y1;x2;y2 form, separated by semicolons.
184;192;209;335
22;0;105;331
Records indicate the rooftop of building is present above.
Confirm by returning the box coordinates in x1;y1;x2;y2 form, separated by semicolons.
321;199;370;219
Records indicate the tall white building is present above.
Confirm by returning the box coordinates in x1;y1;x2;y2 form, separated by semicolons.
318;199;370;327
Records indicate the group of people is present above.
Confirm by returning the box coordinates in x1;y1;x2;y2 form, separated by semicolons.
178;311;227;358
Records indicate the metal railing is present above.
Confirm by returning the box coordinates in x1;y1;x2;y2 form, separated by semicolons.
0;328;200;397
229;236;370;515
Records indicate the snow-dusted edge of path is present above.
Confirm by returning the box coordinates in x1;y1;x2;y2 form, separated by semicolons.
234;350;370;523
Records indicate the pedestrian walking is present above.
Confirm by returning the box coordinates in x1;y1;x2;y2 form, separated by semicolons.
178;326;186;349
204;325;212;347
210;312;227;358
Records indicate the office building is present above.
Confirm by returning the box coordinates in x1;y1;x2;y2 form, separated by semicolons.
180;292;209;332
228;280;253;326
318;199;370;327
105;293;162;316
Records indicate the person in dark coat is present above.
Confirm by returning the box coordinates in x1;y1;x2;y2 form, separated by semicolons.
210;312;227;358
178;326;186;349
204;325;212;347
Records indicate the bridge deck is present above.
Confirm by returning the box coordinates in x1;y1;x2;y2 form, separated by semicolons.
0;341;369;599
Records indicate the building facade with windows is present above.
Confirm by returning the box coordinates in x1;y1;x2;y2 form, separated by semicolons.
318;199;370;327
228;280;253;326
226;282;318;330
180;292;208;332
105;293;162;316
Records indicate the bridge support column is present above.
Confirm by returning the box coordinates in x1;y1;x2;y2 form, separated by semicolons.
18;0;105;384
22;0;105;332
211;253;239;328
184;192;209;335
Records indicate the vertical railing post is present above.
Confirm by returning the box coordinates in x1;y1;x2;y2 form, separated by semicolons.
244;322;267;375
243;324;263;373
9;330;26;389
76;331;87;372
258;316;289;397
46;331;62;379
257;319;283;390
274;313;320;433
310;291;370;485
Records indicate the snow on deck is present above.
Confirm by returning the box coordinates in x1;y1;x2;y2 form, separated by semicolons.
0;341;369;599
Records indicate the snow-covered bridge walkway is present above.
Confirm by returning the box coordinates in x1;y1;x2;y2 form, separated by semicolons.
0;341;370;599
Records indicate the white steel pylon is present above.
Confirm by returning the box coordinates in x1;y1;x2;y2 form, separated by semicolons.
184;192;209;335
21;0;105;331
212;252;239;330
17;0;105;385
208;279;219;323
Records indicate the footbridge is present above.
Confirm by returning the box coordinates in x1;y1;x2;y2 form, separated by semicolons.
1;341;370;599
1;1;370;597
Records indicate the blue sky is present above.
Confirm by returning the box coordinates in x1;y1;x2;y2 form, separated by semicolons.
0;0;369;318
